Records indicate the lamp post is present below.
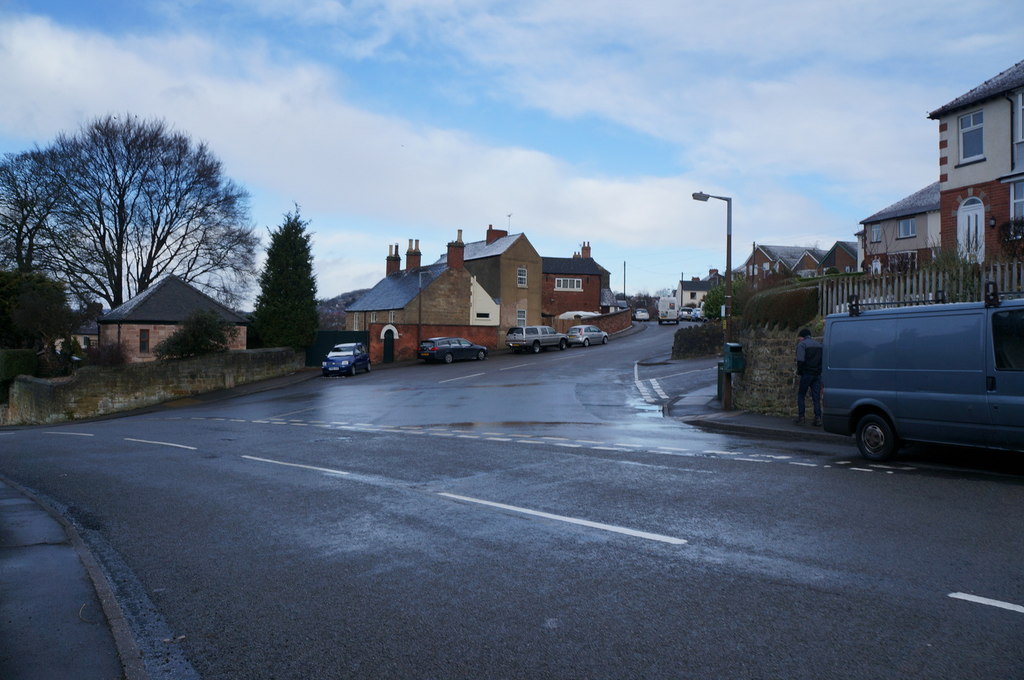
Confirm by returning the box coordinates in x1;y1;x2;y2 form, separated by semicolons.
692;191;733;410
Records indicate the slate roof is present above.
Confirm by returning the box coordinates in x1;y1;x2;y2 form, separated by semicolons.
599;288;617;307
346;262;448;312
680;279;715;292
436;233;523;264
929;60;1024;119
99;275;248;324
754;245;827;269
861;182;940;224
542;257;608;276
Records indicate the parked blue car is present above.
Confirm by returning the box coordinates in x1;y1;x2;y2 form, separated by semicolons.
322;343;371;377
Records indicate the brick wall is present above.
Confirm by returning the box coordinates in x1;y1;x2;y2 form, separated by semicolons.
99;322;247;363
1;348;302;425
939;180;1011;259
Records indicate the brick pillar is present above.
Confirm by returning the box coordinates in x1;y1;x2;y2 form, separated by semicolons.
447;229;465;269
386;244;401;276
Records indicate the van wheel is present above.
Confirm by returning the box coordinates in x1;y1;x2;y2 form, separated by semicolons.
855;414;897;461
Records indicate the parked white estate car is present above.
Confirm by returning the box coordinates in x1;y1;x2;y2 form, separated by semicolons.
634;308;650;321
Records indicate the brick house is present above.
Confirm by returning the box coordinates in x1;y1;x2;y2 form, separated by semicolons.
743;244;826;287
98;275;248;363
347;227;540;363
857;182;939;273
541;241;613;319
817;240;860;274
927;60;1024;262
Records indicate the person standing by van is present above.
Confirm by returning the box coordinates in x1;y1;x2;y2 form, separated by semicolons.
795;328;823;425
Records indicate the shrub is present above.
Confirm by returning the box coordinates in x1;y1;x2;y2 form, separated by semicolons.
84;342;128;367
743;283;818;330
154;309;238;360
671;323;724;359
0;349;38;402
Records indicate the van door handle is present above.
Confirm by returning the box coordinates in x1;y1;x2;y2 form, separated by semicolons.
986;376;996;391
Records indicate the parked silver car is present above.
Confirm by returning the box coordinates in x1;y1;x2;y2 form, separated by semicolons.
506;325;569;353
566;324;609;347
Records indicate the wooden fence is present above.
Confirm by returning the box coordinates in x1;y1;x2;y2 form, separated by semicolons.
817;261;1024;317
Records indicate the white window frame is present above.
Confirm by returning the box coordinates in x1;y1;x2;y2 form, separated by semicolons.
870;224;881;243
1013;180;1024;220
370;311;377;323
898;217;916;239
388;310;396;323
959;110;984;163
554;277;582;291
516;309;527;325
517;266;528;287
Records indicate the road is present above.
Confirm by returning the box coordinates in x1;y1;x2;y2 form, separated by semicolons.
1;323;1022;679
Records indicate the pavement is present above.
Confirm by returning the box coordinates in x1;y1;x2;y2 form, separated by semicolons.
0;351;849;680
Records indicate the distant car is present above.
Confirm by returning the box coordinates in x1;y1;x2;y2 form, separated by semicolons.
634;308;650;321
566;325;609;347
678;308;693;321
419;337;488;363
506;326;569;353
690;308;706;322
322;342;370;377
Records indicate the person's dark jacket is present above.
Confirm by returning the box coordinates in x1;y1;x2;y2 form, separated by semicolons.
796;337;823;376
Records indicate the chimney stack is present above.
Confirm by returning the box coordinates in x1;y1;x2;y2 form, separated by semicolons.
486;224;508;244
386;243;401;276
581;241;591;258
406;238;422;270
447;229;466;270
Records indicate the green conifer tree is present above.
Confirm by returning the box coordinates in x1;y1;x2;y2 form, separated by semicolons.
251;207;318;349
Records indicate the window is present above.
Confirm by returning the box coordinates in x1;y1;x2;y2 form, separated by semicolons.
82;336;91;348
516;309;527;325
1016;93;1024;171
139;329;149;354
993;309;1024;370
554;277;582;291
959;110;984;162
517;266;527;287
388;311;396;323
370;311;377;323
1013;180;1024;220
870;224;881;243
898;218;916;239
475;312;490;319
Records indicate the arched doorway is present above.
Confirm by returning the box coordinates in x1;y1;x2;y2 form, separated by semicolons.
957;197;985;262
383;329;395;363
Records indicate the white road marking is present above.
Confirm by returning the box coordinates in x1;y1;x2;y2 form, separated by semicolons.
124;438;197;450
242;455;351;476
948;592;1024;614
44;431;94;437
500;363;532;371
437;493;688;545
439;372;485;384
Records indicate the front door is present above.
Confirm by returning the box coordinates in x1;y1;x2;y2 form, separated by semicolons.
383;329;395;363
957;198;984;262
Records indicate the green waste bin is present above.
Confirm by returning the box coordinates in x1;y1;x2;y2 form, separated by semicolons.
723;342;745;373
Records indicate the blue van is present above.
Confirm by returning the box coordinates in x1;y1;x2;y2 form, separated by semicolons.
821;288;1024;460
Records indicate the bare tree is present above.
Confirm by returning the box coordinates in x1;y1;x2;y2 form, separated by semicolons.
0;150;63;273
42;114;257;308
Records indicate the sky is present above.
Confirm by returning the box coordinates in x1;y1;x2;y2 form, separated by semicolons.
1;1;1022;304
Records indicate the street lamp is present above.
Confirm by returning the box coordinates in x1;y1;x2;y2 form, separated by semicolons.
692;191;734;410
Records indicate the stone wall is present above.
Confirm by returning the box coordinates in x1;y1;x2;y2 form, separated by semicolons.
731;328;800;417
1;348;303;426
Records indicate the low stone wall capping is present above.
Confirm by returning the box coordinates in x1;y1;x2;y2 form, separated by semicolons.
1;348;303;426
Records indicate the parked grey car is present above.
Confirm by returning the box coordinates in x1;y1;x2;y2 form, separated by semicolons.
566;324;609;347
506;325;569;353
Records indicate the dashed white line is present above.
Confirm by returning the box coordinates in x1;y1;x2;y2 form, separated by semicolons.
439;372;485;384
43;431;94;437
948;592;1024;614
437;493;688;545
124;438;197;450
242;455;351;476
